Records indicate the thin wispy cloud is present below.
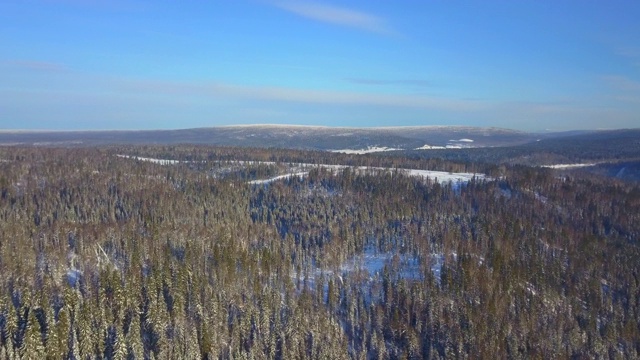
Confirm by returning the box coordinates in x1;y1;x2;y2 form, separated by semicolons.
615;46;640;67
41;0;145;11
611;95;640;104
5;65;637;131
125;78;639;126
616;47;640;58
602;75;640;92
601;75;640;104
116;78;483;111
345;77;432;87
272;1;395;35
2;60;68;73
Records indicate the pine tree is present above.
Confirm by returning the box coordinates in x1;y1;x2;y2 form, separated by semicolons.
21;309;46;359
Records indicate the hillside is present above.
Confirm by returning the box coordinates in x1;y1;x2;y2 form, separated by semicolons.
403;129;640;166
0;125;538;149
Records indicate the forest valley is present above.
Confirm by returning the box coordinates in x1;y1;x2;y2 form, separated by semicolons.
0;145;638;359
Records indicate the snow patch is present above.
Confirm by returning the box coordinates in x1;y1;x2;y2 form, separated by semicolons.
403;169;484;183
66;269;83;287
330;146;402;154
117;154;182;165
542;163;596;169
247;172;308;185
297;247;427;290
415;144;446;150
336;248;422;281
249;165;486;185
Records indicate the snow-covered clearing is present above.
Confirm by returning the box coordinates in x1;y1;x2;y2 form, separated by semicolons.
116;154;182;165
404;169;485;183
415;144;446;150
415;139;476;150
542;163;596;169
293;248;447;306
247;172;308;185
336;248;424;281
297;248;430;285
250;165;486;185
115;154;487;185
415;144;466;150
330;146;402;154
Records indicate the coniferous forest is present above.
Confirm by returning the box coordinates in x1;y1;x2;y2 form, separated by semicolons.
0;145;639;359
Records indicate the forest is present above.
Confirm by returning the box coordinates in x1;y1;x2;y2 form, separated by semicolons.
0;145;638;359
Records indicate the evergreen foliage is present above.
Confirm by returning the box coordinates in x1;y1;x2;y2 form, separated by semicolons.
0;145;638;358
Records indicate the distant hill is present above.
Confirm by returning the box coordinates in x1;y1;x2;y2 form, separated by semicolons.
0;124;557;150
400;128;640;181
404;129;639;163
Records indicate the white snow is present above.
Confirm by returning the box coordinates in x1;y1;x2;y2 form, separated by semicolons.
233;160;277;166
116;155;487;186
249;165;486;185
523;282;538;296
298;247;425;285
534;192;548;204
542;163;596;169
330;146;402;154
414;143;473;150
66;269;82;287
340;250;391;276
414;144;446;150
403;169;484;183
430;253;445;284
247;172;308;185
117;154;182;165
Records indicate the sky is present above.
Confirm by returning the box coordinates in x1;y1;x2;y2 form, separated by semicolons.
1;0;639;131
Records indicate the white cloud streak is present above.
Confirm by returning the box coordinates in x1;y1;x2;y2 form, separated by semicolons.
115;78;485;111
4;62;639;131
344;77;432;87
601;75;640;92
1;60;68;72
272;1;394;34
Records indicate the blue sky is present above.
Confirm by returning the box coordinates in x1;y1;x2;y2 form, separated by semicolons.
1;0;639;131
